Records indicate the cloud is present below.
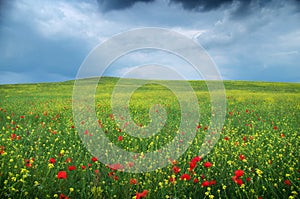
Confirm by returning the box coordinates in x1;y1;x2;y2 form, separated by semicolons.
191;0;300;82
0;0;299;84
104;49;204;80
97;0;300;15
25;1;109;43
170;0;237;11
97;0;154;12
0;0;124;82
97;0;238;12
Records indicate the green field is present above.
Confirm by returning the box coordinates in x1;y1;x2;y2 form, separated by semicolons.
0;77;299;199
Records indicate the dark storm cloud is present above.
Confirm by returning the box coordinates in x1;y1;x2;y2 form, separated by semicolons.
1;0;299;83
97;0;154;12
170;0;238;11
171;0;300;13
97;0;238;12
97;0;300;16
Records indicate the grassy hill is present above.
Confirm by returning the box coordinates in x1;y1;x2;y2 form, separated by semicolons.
0;77;299;198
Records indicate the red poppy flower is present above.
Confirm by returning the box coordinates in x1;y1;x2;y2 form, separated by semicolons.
130;178;137;185
11;134;17;140
203;162;212;168
136;190;148;199
59;193;69;199
0;146;4;154
284;179;292;186
118;136;123;141
57;171;67;179
65;157;72;163
246;177;251;182
91;157;98;162
236;178;243;186
239;154;246;161
109;163;124;170
232;176;243;186
26;163;32;168
169;177;176;184
180;173;191;181
201;181;210;187
172;166;181;174
224;136;229;141
68;165;76;171
191;156;202;163
81;165;86;170
234;169;244;177
140;190;148;198
49;158;56;164
209;180;216;185
193;178;199;183
189;161;197;170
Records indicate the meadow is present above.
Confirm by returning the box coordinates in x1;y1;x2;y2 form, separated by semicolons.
0;77;299;199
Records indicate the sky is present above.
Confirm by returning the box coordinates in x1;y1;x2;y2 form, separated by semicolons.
0;0;299;84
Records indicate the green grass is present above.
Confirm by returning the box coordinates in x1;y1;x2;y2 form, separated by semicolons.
0;77;299;199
